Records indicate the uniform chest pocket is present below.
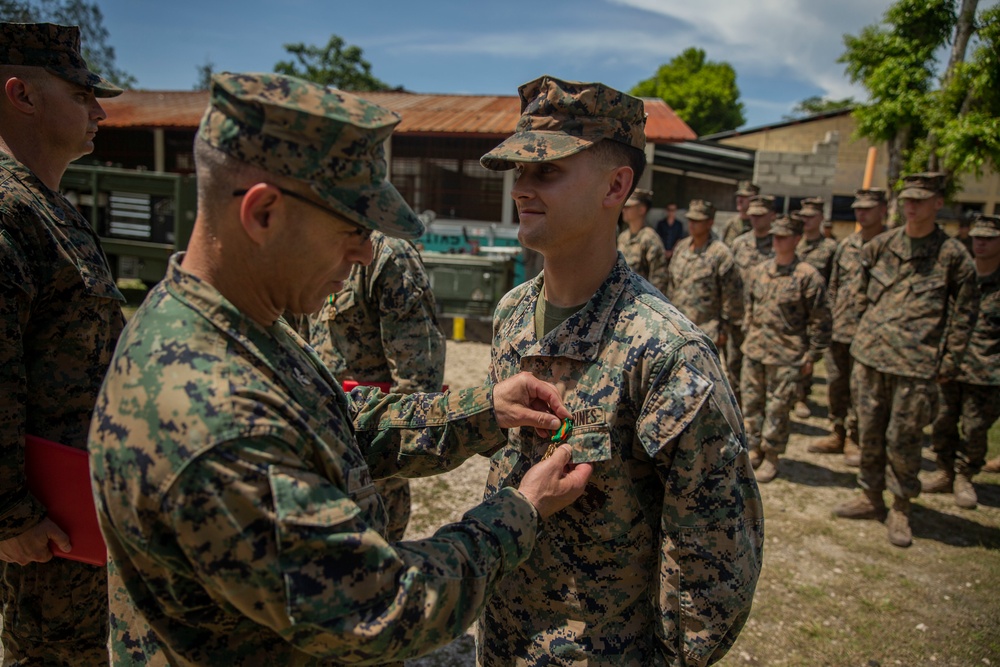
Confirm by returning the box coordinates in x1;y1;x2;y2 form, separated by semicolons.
778;285;804;329
326;289;357;322
541;427;644;545
909;275;946;296
867;264;894;305
76;261;125;303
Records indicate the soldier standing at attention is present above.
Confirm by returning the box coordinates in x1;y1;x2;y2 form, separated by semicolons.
741;215;831;482
617;187;669;293
0;22;124;664
308;230;445;541
88;72;593;665
477;74;763;666
721;180;760;247
791;197;838;420
667;199;743;355
835;173;977;548
728;194;777;407
924;214;1000;508
821;219;835;239
809;188;888;465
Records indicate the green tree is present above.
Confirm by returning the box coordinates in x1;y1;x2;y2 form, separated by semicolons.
784;95;856;120
631;48;745;136
194;57;214;91
1;0;136;88
274;34;391;91
841;0;1000;198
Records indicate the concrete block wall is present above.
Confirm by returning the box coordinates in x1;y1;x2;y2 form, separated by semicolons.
753;131;839;215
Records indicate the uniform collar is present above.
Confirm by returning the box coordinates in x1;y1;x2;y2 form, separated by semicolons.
497;254;632;362
885;225;946;260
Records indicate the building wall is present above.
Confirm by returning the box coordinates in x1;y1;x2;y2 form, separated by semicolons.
719;114;1000;217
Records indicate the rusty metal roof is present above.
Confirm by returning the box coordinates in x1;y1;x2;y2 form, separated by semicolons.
100;89;696;143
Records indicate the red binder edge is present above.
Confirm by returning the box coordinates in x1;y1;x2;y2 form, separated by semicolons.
24;435;107;566
341;381;449;392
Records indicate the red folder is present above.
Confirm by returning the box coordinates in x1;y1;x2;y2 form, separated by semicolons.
24;435;107;566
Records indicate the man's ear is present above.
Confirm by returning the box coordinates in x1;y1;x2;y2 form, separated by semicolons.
604;166;634;210
237;183;282;246
4;77;36;114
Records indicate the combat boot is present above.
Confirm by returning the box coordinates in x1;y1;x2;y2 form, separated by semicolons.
843;436;860;468
886;496;912;548
749;447;763;470
809;424;845;454
793;401;811;419
833;490;887;521
983;457;1000;474
921;460;954;494
953;472;977;509
755;451;780;483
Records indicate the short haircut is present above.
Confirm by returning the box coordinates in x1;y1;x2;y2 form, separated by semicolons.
588;139;646;199
193;135;297;222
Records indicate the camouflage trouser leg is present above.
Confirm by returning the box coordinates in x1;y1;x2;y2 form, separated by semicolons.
1;557;108;666
374;477;411;542
825;341;857;440
726;326;745;407
741;358;798;455
853;363;935;499
932;382;1000;476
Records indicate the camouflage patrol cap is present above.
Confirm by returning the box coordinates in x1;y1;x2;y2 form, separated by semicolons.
851;188;887;209
686;199;716;221
800;196;824;215
0;23;122;98
771;215;803;237
735;180;760;197
198;72;422;239
747;194;776;215
480;75;647;171
899;172;946;200
969;214;1000;238
624;187;653;208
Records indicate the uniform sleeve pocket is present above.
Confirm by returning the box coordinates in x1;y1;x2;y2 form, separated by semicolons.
77;261;125;302
910;276;946;295
637;361;713;459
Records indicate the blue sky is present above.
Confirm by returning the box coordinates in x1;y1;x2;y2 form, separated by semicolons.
96;0;986;129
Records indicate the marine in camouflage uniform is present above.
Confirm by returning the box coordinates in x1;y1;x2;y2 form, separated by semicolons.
925;214;1000;509
791;198;838;419
720;180;759;247
741;215;831;483
617;188;669;294
308;230;446;541
666;199;743;348
478;75;763;666
727;194;776;408
0;22;123;665
836;173;978;548
809;189;888;463
89;72;588;666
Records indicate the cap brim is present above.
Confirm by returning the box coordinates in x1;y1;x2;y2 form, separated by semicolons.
851;201;878;208
969;229;1000;238
686;213;710;221
481;131;595;171
899;188;936;200
316;181;424;240
735;190;757;197
747;206;770;215
46;66;123;97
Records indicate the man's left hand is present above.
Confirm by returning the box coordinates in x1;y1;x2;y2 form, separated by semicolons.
493;372;570;435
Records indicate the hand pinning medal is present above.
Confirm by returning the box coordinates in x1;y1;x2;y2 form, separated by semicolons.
543;418;573;458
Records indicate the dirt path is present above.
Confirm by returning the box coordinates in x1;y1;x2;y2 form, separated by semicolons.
407;341;1000;666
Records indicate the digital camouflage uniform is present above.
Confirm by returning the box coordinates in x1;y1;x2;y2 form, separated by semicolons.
0;22;123;666
666;236;743;344
795;235;837;285
741;253;830;456
90;72;542;666
309;230;446;541
479;257;763;666
727;229;774;406
825;230;881;444
931;218;1000;478
478;75;763;667
91;256;535;666
721;214;752;247
851;225;978;500
617;225;669;294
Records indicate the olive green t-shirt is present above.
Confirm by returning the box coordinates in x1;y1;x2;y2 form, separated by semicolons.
534;298;585;338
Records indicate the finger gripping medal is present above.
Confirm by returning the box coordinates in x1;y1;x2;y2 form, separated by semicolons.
543;418;573;458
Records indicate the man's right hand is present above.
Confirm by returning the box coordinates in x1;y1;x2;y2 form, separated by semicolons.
0;518;71;565
517;444;593;519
